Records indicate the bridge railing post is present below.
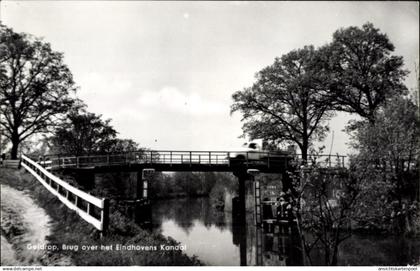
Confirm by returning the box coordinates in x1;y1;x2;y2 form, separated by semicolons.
209;152;211;166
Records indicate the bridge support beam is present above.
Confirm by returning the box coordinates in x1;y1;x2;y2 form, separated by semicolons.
232;169;259;266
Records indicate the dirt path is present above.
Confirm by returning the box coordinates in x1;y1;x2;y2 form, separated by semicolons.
0;183;71;265
1;235;18;265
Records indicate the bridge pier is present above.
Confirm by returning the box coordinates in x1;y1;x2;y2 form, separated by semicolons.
132;169;155;226
232;170;253;226
74;169;95;190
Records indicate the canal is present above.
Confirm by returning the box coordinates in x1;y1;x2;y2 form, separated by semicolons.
150;197;420;266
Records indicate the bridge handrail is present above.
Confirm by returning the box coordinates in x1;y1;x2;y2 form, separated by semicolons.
21;154;109;232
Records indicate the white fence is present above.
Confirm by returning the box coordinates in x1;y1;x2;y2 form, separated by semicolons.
21;154;109;233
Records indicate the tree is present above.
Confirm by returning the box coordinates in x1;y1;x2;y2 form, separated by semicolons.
0;25;76;158
51;110;118;156
323;23;408;123
348;96;419;234
109;138;140;153
289;165;359;265
231;46;332;161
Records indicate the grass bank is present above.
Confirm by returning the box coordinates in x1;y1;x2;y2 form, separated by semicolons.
0;168;201;266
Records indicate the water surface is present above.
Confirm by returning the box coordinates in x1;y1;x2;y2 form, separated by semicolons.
150;197;420;266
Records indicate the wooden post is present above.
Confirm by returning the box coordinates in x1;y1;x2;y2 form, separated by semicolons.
209;152;211;165
189;152;192;166
101;198;110;236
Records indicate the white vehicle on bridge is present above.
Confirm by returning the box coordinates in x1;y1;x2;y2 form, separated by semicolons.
228;142;291;164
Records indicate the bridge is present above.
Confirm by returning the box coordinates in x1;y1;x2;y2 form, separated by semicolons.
19;150;346;239
38;150;346;173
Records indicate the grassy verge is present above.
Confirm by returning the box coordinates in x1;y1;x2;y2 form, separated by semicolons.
0;168;201;266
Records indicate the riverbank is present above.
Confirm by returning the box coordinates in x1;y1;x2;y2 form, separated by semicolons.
0;168;201;266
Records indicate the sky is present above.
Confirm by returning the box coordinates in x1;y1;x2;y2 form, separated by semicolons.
1;1;419;154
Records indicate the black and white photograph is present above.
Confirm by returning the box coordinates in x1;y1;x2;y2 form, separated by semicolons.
0;0;419;268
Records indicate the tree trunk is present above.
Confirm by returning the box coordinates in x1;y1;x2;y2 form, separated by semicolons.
301;137;309;163
331;245;339;266
11;135;20;159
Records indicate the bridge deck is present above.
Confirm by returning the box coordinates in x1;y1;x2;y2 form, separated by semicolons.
36;150;346;173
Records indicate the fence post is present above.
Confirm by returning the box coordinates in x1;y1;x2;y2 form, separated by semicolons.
101;198;110;237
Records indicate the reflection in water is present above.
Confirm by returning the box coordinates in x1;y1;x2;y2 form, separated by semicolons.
150;197;302;266
160;219;240;265
151;197;239;265
149;197;420;266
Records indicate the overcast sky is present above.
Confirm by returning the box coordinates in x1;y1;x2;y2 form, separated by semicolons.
1;1;419;154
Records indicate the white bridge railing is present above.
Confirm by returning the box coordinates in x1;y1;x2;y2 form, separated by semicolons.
21;154;109;233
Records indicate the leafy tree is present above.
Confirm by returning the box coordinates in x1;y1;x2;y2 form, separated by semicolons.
51;110;118;156
109;138;140;153
323;23;408;123
231;46;332;161
348;96;419;234
0;25;76;158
